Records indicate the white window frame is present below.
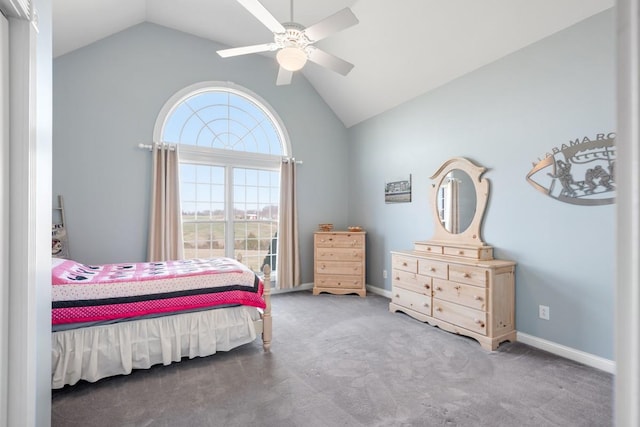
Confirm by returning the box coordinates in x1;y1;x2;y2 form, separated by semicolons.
153;81;290;278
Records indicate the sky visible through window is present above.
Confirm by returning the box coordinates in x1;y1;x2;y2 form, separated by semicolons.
163;91;283;155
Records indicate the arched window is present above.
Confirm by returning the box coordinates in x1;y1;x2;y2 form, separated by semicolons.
154;82;290;274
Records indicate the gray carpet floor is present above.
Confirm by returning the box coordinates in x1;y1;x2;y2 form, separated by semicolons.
51;292;613;426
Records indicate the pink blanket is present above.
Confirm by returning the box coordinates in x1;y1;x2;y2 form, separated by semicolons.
52;257;265;326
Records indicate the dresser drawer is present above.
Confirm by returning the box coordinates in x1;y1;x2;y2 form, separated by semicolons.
417;259;448;280
392;287;432;316
315;233;364;248
392;269;431;295
392;254;418;273
448;264;487;287
433;299;487;335
432;278;487;311
316;261;362;275
316;247;364;262
413;242;443;254
443;246;491;259
315;274;363;289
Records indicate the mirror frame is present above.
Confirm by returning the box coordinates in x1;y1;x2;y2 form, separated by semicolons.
429;157;489;247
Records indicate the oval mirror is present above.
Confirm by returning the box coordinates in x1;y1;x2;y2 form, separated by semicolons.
428;157;489;247
437;169;477;234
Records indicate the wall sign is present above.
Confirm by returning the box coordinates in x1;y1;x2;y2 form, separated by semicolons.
385;174;412;203
526;133;616;206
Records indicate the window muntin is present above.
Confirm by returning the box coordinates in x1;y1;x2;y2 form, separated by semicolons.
163;90;283;155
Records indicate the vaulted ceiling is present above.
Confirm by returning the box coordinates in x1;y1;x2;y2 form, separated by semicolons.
53;0;613;127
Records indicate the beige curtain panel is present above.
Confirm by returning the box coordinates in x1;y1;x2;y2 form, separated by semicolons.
148;144;184;262
276;159;301;289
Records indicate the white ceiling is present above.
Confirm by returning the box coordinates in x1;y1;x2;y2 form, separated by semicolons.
53;0;614;127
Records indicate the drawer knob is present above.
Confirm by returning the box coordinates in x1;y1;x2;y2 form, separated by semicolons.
435;286;442;291
424;284;430;290
436;307;443;312
395;294;400;298
430;267;436;272
423;303;429;308
458;251;464;255
320;265;326;270
454;285;460;290
402;262;408;266
395;276;400;281
474;295;483;301
474;319;485;328
464;273;471;278
427;247;432;251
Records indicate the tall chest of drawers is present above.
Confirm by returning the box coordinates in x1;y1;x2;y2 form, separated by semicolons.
389;245;515;350
313;231;366;297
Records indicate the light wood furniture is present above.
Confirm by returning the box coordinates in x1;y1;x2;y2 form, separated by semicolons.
389;157;516;350
314;231;366;297
390;248;515;350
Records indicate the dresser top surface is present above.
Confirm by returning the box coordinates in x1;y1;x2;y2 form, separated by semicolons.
315;231;366;235
391;249;515;268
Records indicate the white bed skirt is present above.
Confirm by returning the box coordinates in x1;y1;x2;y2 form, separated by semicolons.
52;306;261;389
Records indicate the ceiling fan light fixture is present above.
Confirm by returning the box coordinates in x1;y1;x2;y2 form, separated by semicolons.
277;46;307;71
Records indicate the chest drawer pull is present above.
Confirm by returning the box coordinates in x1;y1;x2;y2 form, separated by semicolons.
474;295;483;301
395;294;400;298
424;284;430;290
402;262;408;266
436;307;443;312
474;319;485;328
430;267;436;272
435;286;443;291
458;250;465;255
463;273;471;278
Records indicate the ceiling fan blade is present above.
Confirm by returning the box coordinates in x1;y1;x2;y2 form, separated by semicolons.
217;43;275;58
276;67;293;86
303;8;358;42
307;47;354;76
236;0;286;34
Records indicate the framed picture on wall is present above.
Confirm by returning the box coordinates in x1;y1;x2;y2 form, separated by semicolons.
385;174;412;203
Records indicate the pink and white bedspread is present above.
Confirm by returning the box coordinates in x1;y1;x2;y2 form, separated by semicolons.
52;257;265;327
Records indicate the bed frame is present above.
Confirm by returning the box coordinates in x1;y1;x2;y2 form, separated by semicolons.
258;264;272;351
51;261;272;388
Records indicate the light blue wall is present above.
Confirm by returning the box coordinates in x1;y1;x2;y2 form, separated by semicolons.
347;10;615;359
53;23;349;284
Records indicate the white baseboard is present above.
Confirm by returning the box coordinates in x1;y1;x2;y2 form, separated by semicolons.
366;285;392;299
269;282;314;295
517;332;615;374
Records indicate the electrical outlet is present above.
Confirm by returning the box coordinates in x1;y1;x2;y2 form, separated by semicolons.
383;270;388;279
539;305;550;320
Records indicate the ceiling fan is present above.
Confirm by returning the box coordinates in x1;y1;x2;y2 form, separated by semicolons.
217;0;359;86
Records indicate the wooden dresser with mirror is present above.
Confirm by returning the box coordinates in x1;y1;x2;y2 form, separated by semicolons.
389;157;516;350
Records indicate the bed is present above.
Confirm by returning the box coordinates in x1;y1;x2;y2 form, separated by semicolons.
51;256;272;389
